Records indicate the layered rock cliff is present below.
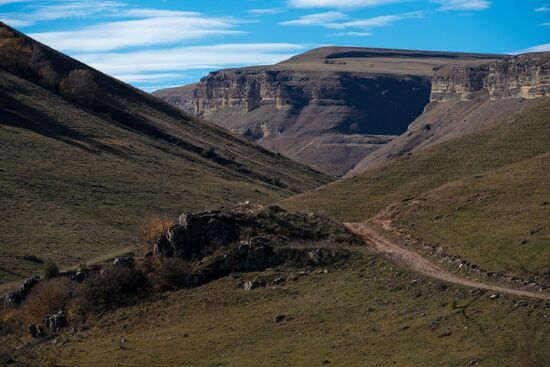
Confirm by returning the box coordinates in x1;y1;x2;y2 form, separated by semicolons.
349;52;550;175
431;53;550;102
155;47;500;176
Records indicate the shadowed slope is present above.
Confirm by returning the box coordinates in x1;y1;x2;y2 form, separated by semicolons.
0;23;331;283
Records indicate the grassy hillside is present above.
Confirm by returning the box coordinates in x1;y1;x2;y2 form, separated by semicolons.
28;251;550;366
283;100;550;278
388;152;550;279
0;24;331;284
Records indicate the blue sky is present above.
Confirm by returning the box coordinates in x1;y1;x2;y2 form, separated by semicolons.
0;0;548;91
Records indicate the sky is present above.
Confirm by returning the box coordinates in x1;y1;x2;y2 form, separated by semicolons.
0;0;548;92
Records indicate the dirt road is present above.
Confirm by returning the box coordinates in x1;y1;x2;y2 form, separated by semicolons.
346;222;550;301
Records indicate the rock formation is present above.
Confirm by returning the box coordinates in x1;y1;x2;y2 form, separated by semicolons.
348;52;550;175
155;47;500;175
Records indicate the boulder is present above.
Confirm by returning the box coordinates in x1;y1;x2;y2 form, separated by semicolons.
243;279;265;291
28;324;46;340
113;257;135;268
43;311;68;333
3;276;41;309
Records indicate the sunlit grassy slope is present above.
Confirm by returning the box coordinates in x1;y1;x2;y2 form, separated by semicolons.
283;100;550;278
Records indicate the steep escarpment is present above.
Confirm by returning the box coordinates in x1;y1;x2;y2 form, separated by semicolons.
349;52;550;175
431;52;550;101
155;47;500;176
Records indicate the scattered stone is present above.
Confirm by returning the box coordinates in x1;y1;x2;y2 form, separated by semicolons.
438;331;452;338
43;311;68;333
468;357;480;365
243;279;265;291
113;257;134;268
273;315;287;323
490;294;500;299
271;277;285;285
28;324;45;340
22;255;44;264
520;239;528;245
3;276;41;309
73;268;87;282
322;360;331;364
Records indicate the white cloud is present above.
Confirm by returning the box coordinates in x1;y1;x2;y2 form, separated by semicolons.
112;73;189;84
280;11;346;26
73;43;307;75
287;0;410;8
30;14;245;52
517;43;550;53
0;0;30;5
0;1;122;25
433;0;490;11
281;11;423;30
535;5;550;12
248;8;286;15
330;31;373;36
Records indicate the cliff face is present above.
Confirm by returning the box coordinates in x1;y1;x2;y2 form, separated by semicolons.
155;47;501;176
431;53;550;102
349;52;550;176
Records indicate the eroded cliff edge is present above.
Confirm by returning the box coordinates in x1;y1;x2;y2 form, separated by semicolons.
348;52;550;176
155;47;500;176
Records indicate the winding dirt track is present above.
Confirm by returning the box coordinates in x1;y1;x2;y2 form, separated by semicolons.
345;223;550;301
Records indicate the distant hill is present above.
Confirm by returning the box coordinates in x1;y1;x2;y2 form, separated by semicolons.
0;23;331;283
154;46;502;175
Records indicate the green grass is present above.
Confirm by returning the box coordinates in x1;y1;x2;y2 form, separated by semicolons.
283;101;550;278
390;152;550;278
28;251;550;367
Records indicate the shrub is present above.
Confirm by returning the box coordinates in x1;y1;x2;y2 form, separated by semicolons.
79;266;145;315
23;278;72;324
139;216;176;248
59;69;100;108
44;261;59;280
154;258;192;291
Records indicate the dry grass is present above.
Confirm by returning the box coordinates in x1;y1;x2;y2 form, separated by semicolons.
34;252;550;367
23;278;72;324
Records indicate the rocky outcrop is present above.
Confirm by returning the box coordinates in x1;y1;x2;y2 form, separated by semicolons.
150;202;359;287
431;53;550;102
349;52;550;175
154;47;500;175
156;202;359;260
3;276;41;308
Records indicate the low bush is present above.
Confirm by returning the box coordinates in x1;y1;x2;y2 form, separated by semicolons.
79;266;145;316
154;258;192;291
136;216;176;274
44;261;59;280
23;278;72;324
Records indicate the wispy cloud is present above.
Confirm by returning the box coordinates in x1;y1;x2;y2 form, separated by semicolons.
330;31;373;36
516;43;550;53
0;1;123;26
0;0;31;5
248;8;286;15
433;0;490;11
281;10;424;31
287;0;411;9
280;11;347;26
30;13;245;52
535;4;550;12
73;43;307;76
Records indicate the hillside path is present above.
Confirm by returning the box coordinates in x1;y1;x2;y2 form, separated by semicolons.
345;223;550;301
